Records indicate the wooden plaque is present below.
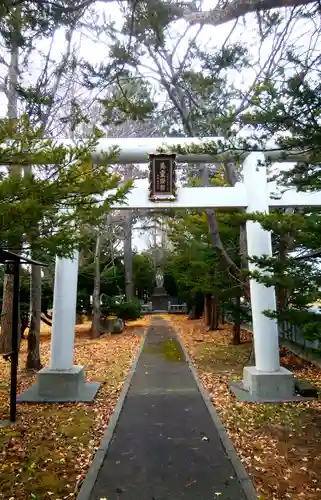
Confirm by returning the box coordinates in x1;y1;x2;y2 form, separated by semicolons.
148;153;177;201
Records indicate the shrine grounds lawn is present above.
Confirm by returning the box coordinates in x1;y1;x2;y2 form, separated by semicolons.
0;319;149;500
168;314;321;500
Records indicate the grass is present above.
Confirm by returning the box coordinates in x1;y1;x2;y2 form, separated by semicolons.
167;313;321;500
145;337;184;361
0;317;150;500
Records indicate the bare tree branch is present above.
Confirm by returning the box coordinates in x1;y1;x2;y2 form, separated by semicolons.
183;0;315;26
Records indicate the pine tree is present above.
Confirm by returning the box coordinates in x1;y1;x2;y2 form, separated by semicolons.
0;117;128;354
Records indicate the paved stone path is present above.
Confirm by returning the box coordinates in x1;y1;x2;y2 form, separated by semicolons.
89;318;248;500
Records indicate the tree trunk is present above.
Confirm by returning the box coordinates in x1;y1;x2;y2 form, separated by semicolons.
239;223;251;301
277;212;294;311
188;306;196;319
85;295;92;319
233;322;241;345
277;235;288;312
124;213;134;299
201;163;245;290
232;292;241;345
26;263;42;370
21;312;29;339
0;274;14;354
214;298;220;330
204;295;212;327
209;297;215;330
215;301;220;329
24;23;76;361
0;14;21;355
123;165;134;299
91;233;101;338
221;306;225;325
188;306;199;319
209;296;220;330
25;224;42;370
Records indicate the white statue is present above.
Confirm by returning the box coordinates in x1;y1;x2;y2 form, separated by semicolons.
156;273;164;288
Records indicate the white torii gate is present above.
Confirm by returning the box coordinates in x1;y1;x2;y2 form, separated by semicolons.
17;138;321;404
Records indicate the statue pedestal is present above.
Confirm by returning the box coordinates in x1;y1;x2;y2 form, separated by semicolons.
151;287;169;312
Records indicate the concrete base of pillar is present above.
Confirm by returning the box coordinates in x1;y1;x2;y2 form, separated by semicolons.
17;366;100;403
230;365;304;403
244;366;295;399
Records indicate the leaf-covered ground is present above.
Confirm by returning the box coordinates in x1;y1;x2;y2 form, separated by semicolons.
0;318;149;500
167;314;321;500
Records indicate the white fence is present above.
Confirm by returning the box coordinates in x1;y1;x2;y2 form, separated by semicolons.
141;302;153;313
279;321;321;351
140;301;188;314
168;302;188;313
226;312;321;353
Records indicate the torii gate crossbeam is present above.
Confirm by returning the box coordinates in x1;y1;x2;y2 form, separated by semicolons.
90;137;310;164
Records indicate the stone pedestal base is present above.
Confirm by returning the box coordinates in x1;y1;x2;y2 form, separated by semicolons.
230;366;301;403
243;366;294;399
17;366;100;403
151;287;169;312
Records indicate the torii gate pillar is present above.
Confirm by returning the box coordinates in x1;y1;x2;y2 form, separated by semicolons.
232;152;294;402
18;251;100;403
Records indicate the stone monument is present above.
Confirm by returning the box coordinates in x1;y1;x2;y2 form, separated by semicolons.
151;271;169;312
